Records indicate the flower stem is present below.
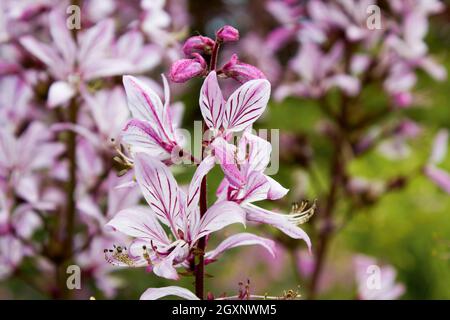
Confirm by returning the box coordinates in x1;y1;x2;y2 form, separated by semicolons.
195;122;209;299
195;40;220;299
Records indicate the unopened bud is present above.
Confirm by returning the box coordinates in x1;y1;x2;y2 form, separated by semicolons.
169;53;207;83
221;54;266;83
182;35;215;57
216;25;239;43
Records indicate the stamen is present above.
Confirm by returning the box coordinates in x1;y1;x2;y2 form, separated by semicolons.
104;245;137;267
290;200;316;225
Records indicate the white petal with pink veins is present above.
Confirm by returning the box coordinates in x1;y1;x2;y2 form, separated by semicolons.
223;78;270;132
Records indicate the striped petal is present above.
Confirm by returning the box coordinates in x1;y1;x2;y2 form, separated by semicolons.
134;153;181;231
193;201;246;242
122;75;174;142
223;79;270;132
106;206;170;246
199;71;225;130
205;233;275;263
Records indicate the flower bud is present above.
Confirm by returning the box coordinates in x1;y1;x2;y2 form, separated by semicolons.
169;53;207;83
216;25;239;42
221;54;266;83
182;35;215;57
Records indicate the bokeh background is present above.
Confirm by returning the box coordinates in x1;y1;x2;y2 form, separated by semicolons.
1;0;449;299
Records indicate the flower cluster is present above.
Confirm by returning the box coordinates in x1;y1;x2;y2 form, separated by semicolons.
104;25;313;300
266;0;446;105
0;0;187;298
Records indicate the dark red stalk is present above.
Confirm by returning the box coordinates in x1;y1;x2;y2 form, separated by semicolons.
195;40;221;299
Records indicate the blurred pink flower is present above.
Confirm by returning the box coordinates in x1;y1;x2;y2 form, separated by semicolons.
19;7;135;108
353;255;405;300
425;129;450;194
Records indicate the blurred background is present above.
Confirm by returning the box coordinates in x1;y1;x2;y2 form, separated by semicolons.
0;0;449;299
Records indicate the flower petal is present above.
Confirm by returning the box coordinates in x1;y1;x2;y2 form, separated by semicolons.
106;206;170;246
122;75;174;142
187;155;215;212
238;132;271;173
134;153;181;229
266;176;289;200
424;165;450;194
243;204;311;250
47;81;75;108
194;201;246;242
205;233;276;263
223;79;270;132
77;19;114;64
48;8;76;66
429;129;448;164
122;119;171;159
212;137;244;187
199;71;225;130
140;286;199;300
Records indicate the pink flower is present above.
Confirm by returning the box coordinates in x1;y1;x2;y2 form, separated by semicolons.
212;132;311;249
19;7;135;108
105;153;275;280
0;122;64;206
275;42;360;100
354;255;405;300
216;25;239;43
120;74;184;162
221;54;266;84
199;71;270;136
169;53;207;83
182;36;215;56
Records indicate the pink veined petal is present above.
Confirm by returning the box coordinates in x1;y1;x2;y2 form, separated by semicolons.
134;153;181;231
153;243;188;280
243;204;312;250
122;75;174;142
424;165;450;194
193;201;246;243
199;71;225;130
205;233;276;263
212;137;245;188
48;8;76;67
140;286;199;300
187;155;215;212
238;132;271;174
266;176;289;200
122;119;172;159
240;171;270;203
77;19;114;65
223;79;271;132
47;81;75;108
429;129;448;164
106;206;170;246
